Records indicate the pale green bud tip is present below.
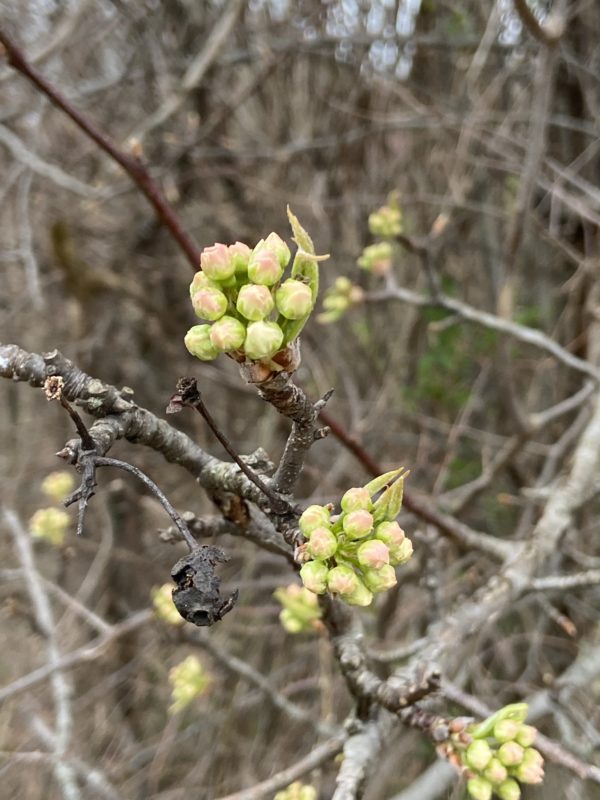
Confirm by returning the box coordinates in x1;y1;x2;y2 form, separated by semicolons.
497;742;524;767
41;471;75;502
341;487;371;513
191;287;228;320
362;563;397;593
483;757;508;784
264;231;291;267
357;539;390;570
327;565;359;596
248;248;284;286
307;527;338;560
236;284;274;321
299;561;328;594
228;241;251;272
151;583;183;626
465;740;493;771
244;321;284;360
200;242;235;280
389;537;413;566
275;279;313;320
342;509;374;539
515;725;537;747
185;325;220;361
496;779;521;800
209;316;246;352
467;776;493;800
299;505;331;536
29;507;70;546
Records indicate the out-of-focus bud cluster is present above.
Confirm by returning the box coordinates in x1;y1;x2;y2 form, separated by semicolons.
152;583;184;627
357;193;403;276
274;584;323;634
318;277;364;325
442;704;544;800
168;655;212;714
41;470;75;503
185;210;325;367
297;469;412;607
274;782;317;800
29;470;75;546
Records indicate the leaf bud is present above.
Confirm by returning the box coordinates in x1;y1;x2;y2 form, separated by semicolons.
236;284;275;321
496;779;521;800
497;742;524;767
185;324;220;361
244;321;284;360
248;247;284;286
372;473;405;523
341;487;372;513
326;565;359;596
191;287;228;321
465;740;493;771
362;564;397;593
299;505;331;537
466;776;493;800
307;527;338;560
209;316;246;352
275;279;313;320
342;509;374;540
299;560;328;594
200;242;235;281
357;539;390;570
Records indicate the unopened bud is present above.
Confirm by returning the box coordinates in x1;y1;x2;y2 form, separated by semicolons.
152;584;183;626
209;316;246;352
357;241;393;275
236;284;274;321
483;757;508;784
362;564;397;593
345;579;374;607
299;561;328;594
29;507;70;546
248;248;284;286
515;725;537;747
279;609;304;634
342;509;374;540
375;521;405;547
368;205;403;238
200;243;235;281
465;740;493;771
299;505;331;537
185;324;220;361
307;527;338;560
497;742;524;767
190;270;219;297
327;565;359;596
494;719;521;743
341;487;372;513
228;241;251;273
244;321;284;360
357;539;390;570
496;779;521;800
191;287;228;320
275;279;313;319
513;748;544;784
467;777;492;800
264;232;291;267
41;471;75;503
389;537;413;566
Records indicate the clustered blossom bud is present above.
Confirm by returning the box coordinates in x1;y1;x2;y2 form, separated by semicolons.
184;211;320;365
274;584;322;634
318;276;364;325
41;471;75;503
29;507;70;547
448;703;544;800
357;241;393;275
297;469;412;607
274;782;317;800
168;655;211;714
368;202;403;238
151;583;184;626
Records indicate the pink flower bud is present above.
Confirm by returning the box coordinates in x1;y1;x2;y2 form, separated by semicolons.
248;248;283;286
496;779;521;800
341;487;372;513
191;287;228;321
299;561;328;594
236;284;274;321
515;725;537;747
357;540;390;570
307;527;338;560
514;748;544;784
483;757;508;784
362;564;397;593
465;740;493;771
466;777;492;800
345;580;374;607
264;232;291;267
389;537;413;566
327;565;359;596
375;521;405;547
200;243;235;281
342;509;374;540
299;505;331;537
190;270;219;298
494;719;521;742
184;325;219;361
209;316;246;352
275;279;313;320
228;241;251;273
497;742;524;767
244;321;284;360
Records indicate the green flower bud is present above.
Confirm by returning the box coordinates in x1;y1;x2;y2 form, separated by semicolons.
209;316;246;352
191;287;228;320
342;509;374;540
465;740;493;771
276;279;313;319
248;248;284;286
467;776;493;800
228;241;251;273
345;580;374;607
185;324;220;361
323;294;349;312
493;719;521;743
357;539;390;570
264;231;291;267
497;742;524;767
41;471;75;503
299;505;331;537
200;242;235;281
334;276;352;292
389;537;413;566
341;487;372;513
307;527;338;560
244;321;284;360
513;748;544;784
327;565;360;596
189;270;219;298
362;564;397;593
515;725;537;747
279;609;304;634
299;561;328;594
375;521;405;547
151;583;183;626
236;284;274;321
169;655;211;714
357;241;393;275
29;507;70;547
368;204;403;238
496;779;521;800
483;757;508;784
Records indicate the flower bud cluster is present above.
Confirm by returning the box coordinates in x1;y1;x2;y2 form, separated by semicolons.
41;470;75;503
298;469;413;607
168;655;212;714
357;241;394;275
318;276;364;325
274;584;323;634
185;212;323;366
151;583;184;627
274;782;317;800
368;197;403;239
448;704;544;800
29;470;76;547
